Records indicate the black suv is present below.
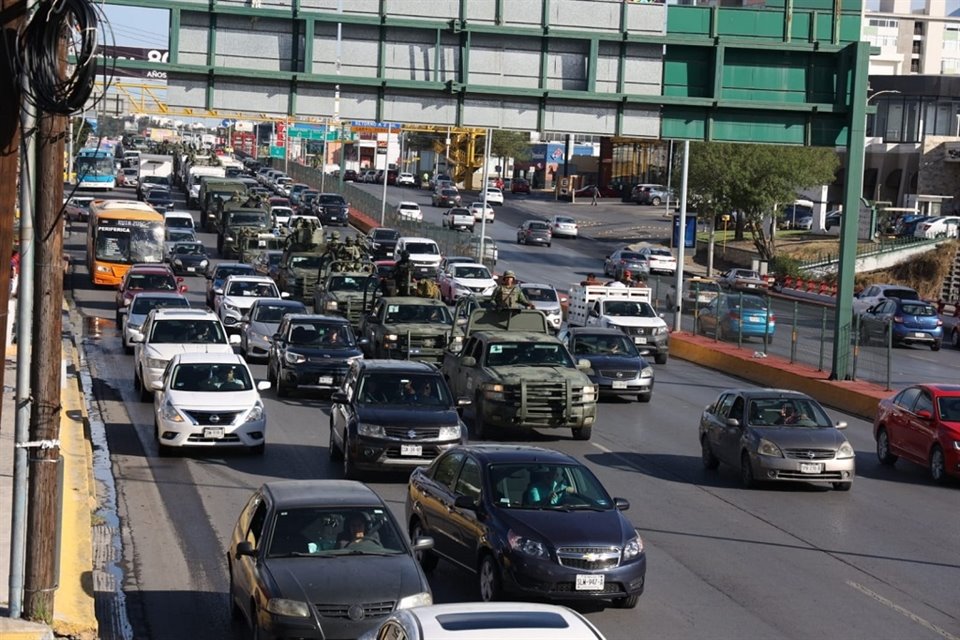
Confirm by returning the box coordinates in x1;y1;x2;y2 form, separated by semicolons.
313;193;350;227
267;314;364;397
367;227;400;260
329;360;468;478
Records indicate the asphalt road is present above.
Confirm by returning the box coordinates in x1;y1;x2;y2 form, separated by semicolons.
67;184;960;640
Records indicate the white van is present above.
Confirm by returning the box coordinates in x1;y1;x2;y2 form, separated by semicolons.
395;236;442;278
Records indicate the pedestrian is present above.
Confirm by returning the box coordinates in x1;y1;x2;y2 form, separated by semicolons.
591;185;600;206
580;273;600;286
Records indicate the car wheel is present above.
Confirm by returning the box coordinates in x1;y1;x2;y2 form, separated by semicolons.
740;451;756;489
832;482;852;491
929;445;948;484
478;554;502;602
932;340;942;352
138;368;152;402
614;594;640;609
654;353;668;365
267;363;276;385
250;603;263;640
328;420;343;461
227;562;243;620
572;425;592;440
953;329;960;349
876;427;898;465
637;392;652;403
276;376;290;398
651;197;662;206
411;520;439;573
701;436;720;470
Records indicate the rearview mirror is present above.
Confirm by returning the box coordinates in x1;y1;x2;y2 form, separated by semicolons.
256;380;271;391
331;391;348;403
235;541;256;558
454;495;476;510
459;356;477;367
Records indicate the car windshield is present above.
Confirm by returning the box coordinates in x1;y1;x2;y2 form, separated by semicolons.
149;320;225;344
328;275;365;292
485;342;574;367
900;303;936;316
884;289;919;300
227;281;278;297
289;255;321;270
229;212;268;226
488;463;613;510
372;229;400;241
174;243;204;255
522;287;558;302
721;295;767;312
127;273;176;291
384;303;452;324
287;322;355;348
215;265;255;280
131;296;188;315
403;243;439;255
166;229;195;242
165;217;193;229
170;363;252;392
620;252;643;261
318;195;346;205
734;270;761;279
268;507;407;557
253;303;303;323
453;266;491;279
357;373;451;407
603;301;657;317
745;397;834;427
570;334;639;357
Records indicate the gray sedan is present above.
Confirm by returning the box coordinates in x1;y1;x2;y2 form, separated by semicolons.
699;389;855;491
239;298;307;361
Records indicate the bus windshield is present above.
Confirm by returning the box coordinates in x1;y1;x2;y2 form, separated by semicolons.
76;156;114;176
95;220;165;264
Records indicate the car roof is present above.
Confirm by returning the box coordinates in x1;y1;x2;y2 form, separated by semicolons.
405;603;603;639
164;210;194;218
126;265;174;275
520;283;555;289
399;237;437;244
215;262;255;270
451;263;488;270
562;326;630;337
251;297;303;307
358;359;438;373
921;383;960;394
722;388;815;401
454;445;578;465
281;313;350;324
474;331;561;343
223;274;276;284
170;352;246;365
262;480;385;509
130;292;188;302
149;308;219;320
398;201;420;207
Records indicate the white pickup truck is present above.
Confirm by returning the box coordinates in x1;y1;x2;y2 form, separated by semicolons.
566;285;670;364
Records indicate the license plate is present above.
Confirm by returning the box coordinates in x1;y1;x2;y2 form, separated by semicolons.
400;444;422;456
575;574;605;591
612;380;628;389
634;337;647;345
318;376;334;385
187;267;196;272
914;332;926;338
203;427;224;439
799;462;822;474
749;316;761;322
746;283;756;288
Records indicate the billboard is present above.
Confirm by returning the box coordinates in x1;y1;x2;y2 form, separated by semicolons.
101;46;168;80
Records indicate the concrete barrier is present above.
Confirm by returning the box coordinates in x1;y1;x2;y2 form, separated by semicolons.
348;207;379;234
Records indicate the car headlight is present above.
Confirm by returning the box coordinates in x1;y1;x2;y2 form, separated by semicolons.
654;326;669;335
284;351;306;365
836;441;855;459
757;438;783;457
438;425;461;440
357;423;386;437
640;366;654;379
582;385;596;402
396;592;432;610
507;530;549;559
223;301;237;312
384;333;398;341
324;300;338;311
199;259;208;267
346;355;363;364
96;265;111;273
482;382;505;402
173;258;183;266
146;357;167;370
160;399;184;423
243;402;264;423
450;335;463;350
623;533;644;560
265;598;310;618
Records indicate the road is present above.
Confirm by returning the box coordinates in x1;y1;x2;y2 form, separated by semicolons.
67;184;960;640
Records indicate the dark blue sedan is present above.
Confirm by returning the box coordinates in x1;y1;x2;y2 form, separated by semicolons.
859;297;943;350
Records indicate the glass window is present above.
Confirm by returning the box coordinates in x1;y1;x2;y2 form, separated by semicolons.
894;387;921;410
246;500;267;547
489;463;612;510
913;390;933;415
357;373;451;406
268;507;406;557
886;100;904;140
131;295;188;315
744;397;833;427
455;458;482;500
570;333;638;357
253;303;302;323
432;452;465;490
714;394;736;417
150;320;225;344
484;342;574;367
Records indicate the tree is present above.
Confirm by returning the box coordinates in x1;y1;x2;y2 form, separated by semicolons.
688;142;839;260
490;130;531;164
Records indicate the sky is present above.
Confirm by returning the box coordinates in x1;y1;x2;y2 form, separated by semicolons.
102;5;169;50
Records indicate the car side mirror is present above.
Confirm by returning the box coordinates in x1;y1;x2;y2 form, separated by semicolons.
457;397;472;407
236;541;256;558
256;380;271;391
176;277;184;283
454;495;477;510
614;497;630;511
280;292;290;299
240;315;250;324
916;410;932;420
130;330;144;343
213;287;223;295
835;421;848;429
149;380;163;391
459;356;477;367
577;359;591;370
411;536;434;552
331;391;348;403
589;309;599;317
725;418;740;428
179;285;188;293
229;334;241;346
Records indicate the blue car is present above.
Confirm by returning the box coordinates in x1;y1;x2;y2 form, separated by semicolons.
859;297;943;350
205;262;256;309
696;294;775;341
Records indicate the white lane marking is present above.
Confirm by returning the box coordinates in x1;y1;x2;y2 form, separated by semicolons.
847;581;959;640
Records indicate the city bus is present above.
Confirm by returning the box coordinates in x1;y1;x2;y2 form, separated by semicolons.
86;200;165;286
76;148;117;190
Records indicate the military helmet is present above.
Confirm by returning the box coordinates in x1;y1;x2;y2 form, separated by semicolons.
502;270;516;279
345;236;354;245
330;230;341;240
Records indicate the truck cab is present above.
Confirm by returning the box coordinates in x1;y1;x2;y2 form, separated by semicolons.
567;285;669;364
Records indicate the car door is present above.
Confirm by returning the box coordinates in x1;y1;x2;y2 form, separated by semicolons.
904;388;934;462
699;298;719;334
702;394;734;463
717;395;746;463
417;452;465;562
886;386;920;458
330;367;359;451
452;338;483;398
269;317;289;378
233;494;269;618
447;455;485;568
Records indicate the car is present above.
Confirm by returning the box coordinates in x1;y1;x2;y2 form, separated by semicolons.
441;207;475;232
394;237;442;278
696;293;775;342
438;256;476;275
146;188;175;211
665;276;721;309
287;183;311;207
511;178;531;194
432;187;462;208
359;297;454;362
486;177;504;190
268;196;291;210
252;249;284;281
396;172;416;186
406;445;646;607
359;602;608;640
342;169;358;182
519;283;563;331
215;275;286;330
699;389;855;490
361;169;379;183
115;264;186;323
267;314;364;397
630;183;669;205
368;227;401;260
137;175;170;201
483;187;504;206
228;480;434;640
717;268;769;292
163;210;195;231
914;215;960;239
468;202;495;223
559;327;654;402
793;214;814;231
396;201;423;222
64;196;94;222
119;292;189;354
896;215;933;237
164;227;198;256
119;168;139;188
874;384;960;483
269;205;293;228
636;246;677;276
859;297;943;350
238;298;308;361
205;262;257;309
824;208;842;230
329;360;468;477
516;220;552;246
438;262;497;304
780;201;814;229
428;174;452;190
314;193;350;227
549;215;578;239
602;248;645;280
166;241;209;276
852;283;920;316
131;308;239;401
151;352;269;455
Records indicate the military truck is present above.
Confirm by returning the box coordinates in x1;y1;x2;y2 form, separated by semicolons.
237;229;283;266
199;177;247;231
274;224;326;301
313;260;380;325
216;204;272;259
441;308;598;440
358;296;454;365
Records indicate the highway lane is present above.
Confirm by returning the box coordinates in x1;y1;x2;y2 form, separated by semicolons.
66;186;960;640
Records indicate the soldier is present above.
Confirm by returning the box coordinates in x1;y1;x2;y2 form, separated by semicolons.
416;276;441;300
394;249;412;296
492;270;534;310
343;236;362;268
326;230;343;259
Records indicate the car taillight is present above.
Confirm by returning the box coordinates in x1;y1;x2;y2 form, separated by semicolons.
769;314;775;323
937;318;943;326
728;311;740;320
893;315;903;323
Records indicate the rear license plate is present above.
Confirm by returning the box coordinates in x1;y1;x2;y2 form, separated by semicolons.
318;376;334;385
914;332;926;338
634;337;647;345
203;427;224;439
612;380;628;389
800;462;822;474
187;267;196;272
746;283;756;288
575;574;605;591
749;316;761;322
400;444;423;456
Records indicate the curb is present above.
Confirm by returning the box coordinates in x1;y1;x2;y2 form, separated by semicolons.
0;617;55;640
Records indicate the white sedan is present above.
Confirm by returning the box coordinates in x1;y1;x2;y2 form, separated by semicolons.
550;215;579;238
438;262;497;303
396;172;416;186
483;187;504;206
396;201;423;221
468;201;495;223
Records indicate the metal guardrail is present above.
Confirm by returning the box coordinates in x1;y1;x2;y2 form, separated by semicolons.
796;235;941;271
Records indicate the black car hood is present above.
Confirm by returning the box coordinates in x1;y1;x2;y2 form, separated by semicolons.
580;354;644;371
264;555;424;604
286;345;363;359
355;406;458;426
499;507;632;547
174;254;208;265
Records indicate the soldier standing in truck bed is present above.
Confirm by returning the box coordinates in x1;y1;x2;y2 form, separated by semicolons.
492;270;534;310
394;249;412;296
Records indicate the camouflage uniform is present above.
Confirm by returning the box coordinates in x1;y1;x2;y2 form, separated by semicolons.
394;250;412;296
492;271;532;310
416;278;441;300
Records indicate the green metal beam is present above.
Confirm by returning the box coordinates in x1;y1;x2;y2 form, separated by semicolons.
303;18;314;74
587;38;598;91
169;8;180;64
205;12;216;110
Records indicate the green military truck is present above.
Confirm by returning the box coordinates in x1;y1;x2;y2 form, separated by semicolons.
274;226;325;301
313;261;380;326
358;296;454;364
441;308;598;440
237;230;283;266
217;205;272;259
199;177;247;232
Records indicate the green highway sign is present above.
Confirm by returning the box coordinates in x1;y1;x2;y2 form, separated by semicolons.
269;145;285;158
288;127;356;142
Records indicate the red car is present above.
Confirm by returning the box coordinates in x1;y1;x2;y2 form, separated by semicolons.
511;178;531;194
115;264;186;324
874;383;960;483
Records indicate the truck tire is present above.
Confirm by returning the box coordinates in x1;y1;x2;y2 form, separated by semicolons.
654;353;668;365
572;425;592;440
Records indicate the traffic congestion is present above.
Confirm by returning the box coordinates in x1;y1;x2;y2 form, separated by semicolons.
60;141;959;640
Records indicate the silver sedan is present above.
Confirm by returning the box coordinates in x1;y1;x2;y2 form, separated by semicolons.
239;298;307;361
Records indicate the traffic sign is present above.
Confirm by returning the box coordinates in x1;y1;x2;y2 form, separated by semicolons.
269;145;284;158
351;121;401;135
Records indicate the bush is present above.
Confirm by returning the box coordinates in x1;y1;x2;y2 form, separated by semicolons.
768;255;802;278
